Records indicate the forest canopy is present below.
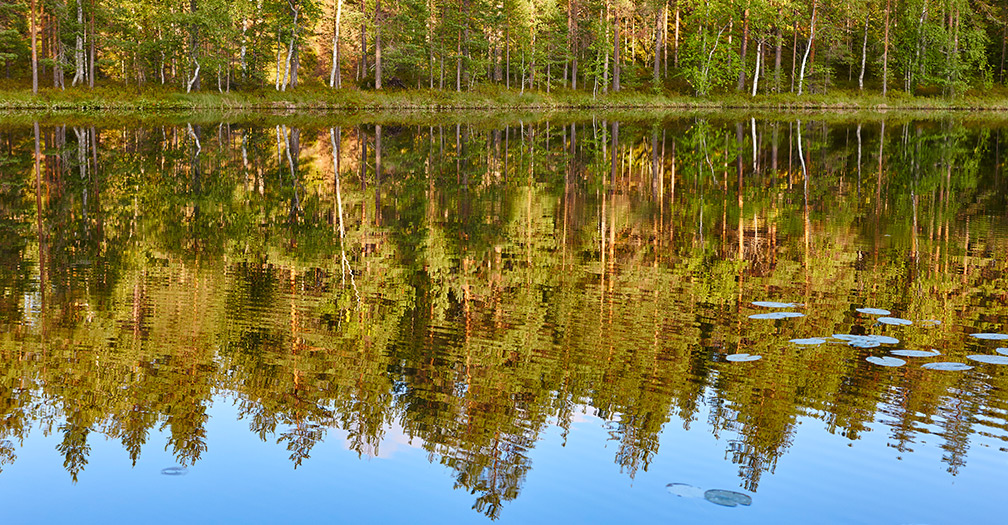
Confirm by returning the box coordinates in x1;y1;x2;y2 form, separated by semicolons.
1;0;1007;97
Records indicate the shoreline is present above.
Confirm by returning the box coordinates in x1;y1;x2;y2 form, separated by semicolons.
3;85;1008;114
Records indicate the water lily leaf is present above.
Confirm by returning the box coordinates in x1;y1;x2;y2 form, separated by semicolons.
890;349;940;358
922;362;973;371
997;348;1008;356
790;338;827;345
749;312;804;320
833;334;899;347
161;466;188;476
970;333;1008;341
866;356;906;367
726;353;762;362
967;355;1008;365
666;483;705;499
856;308;891;316
704;489;753;507
878;317;913;326
918;319;941;326
752;301;798;308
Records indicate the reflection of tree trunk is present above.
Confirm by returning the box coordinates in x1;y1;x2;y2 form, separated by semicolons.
737;122;744;260
34;122;45;336
374;125;381;225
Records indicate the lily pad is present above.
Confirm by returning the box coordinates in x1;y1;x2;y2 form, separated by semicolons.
161;466;188;476
790;338;827;345
970;333;1008;341
878;317;913;326
752;301;798;308
749;312;804;320
922;362;973;371
866;356;906;367
704;489;753;507
997;348;1008;356
967;354;1008;365
919;319;942;326
856;307;891;316
726;353;762;362
890;349;941;358
832;334;899;347
666;483;705;499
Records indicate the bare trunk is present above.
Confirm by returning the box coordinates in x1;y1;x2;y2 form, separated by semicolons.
737;9;749;91
281;6;300;91
31;0;38;94
751;40;762;96
774;26;781;92
883;0;890;96
653;9;661;87
375;0;382;89
797;1;817;95
73;0;84;86
330;0;343;87
673;3;680;68
189;0;200;92
613;13;620;92
858;15;868;91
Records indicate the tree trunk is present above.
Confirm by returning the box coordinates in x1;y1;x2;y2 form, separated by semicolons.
31;0;38;94
653;9;661;88
88;5;95;88
673;3;680;68
73;0;84;86
858;14;868;91
737;8;749;92
774;26;782;92
281;6;300;91
883;0;890;96
189;0;200;92
790;18;798;92
330;0;343;87
797;1;817;95
375;0;382;89
751;40;762;96
613;13;620;92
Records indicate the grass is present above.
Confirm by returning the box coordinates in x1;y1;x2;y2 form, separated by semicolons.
2;80;1008;113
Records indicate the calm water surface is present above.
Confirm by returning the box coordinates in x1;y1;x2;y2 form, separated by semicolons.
0;115;1007;523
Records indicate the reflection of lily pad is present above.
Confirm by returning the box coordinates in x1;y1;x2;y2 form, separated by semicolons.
666;483;705;499
749;312;804;320
161;466;188;476
752;301;798;308
997;348;1008;356
856;308;891;316
704;489;753;507
790;338;827;345
890;349;941;358
967;355;1008;365
970;333;1008;340
877;317;912;326
866;356;906;367
726;353;762;362
922;362;973;371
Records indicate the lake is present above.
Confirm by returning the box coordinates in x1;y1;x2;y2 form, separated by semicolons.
0;114;1006;523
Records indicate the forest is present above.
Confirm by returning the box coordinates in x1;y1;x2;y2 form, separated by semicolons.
0;0;1007;99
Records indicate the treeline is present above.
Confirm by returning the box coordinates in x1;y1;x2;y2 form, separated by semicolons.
1;1;1007;97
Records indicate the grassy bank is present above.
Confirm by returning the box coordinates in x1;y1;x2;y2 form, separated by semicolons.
3;82;1008;113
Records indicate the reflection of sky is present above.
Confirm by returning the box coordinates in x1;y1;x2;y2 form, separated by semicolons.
22;292;40;327
0;394;1004;523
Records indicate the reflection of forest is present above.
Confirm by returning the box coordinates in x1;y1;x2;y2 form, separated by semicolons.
0;118;1006;517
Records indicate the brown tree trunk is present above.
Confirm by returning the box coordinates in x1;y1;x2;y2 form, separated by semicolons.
613;12;620;91
883;0;891;96
31;0;38;94
375;0;382;89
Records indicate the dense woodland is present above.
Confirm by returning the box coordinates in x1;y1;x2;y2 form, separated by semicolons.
1;0;1007;97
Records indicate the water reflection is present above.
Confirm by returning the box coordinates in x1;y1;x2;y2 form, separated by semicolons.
0;116;1007;518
